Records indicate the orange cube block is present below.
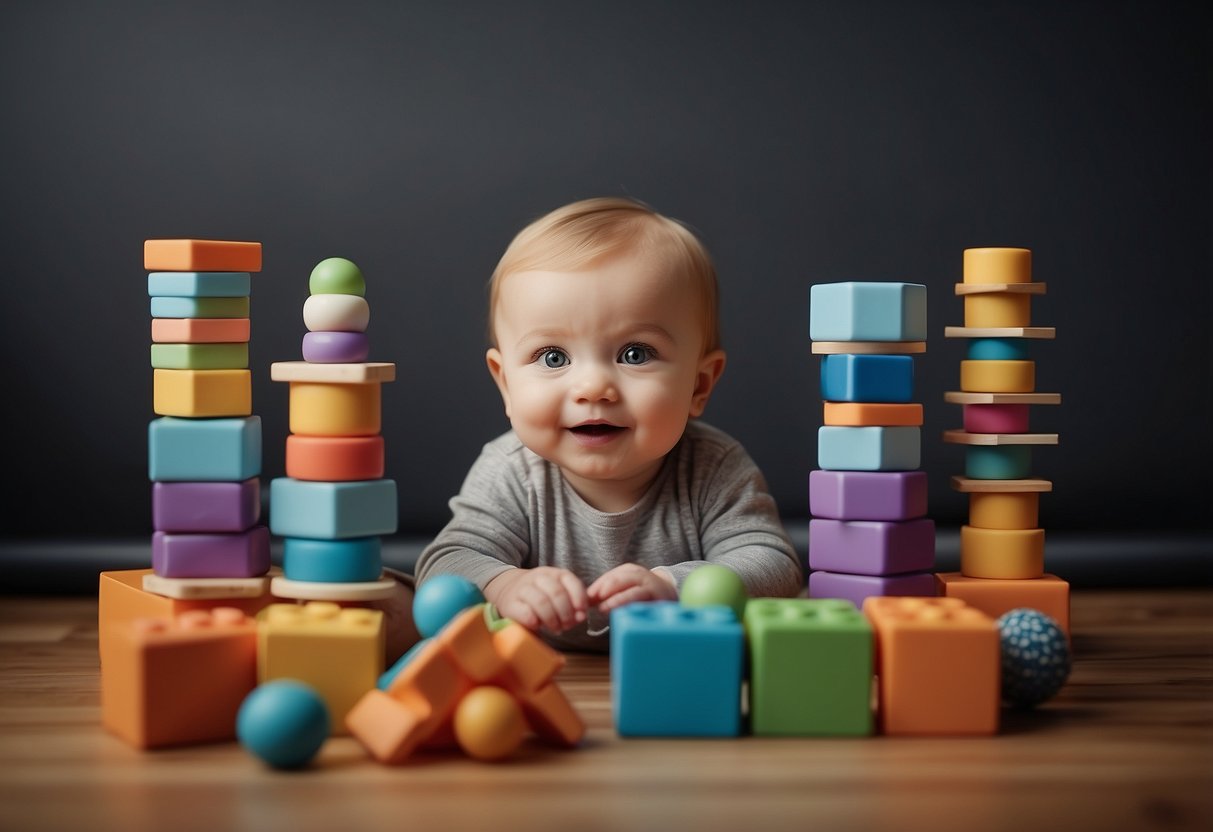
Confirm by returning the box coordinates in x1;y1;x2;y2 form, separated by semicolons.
285;435;385;481
100;608;258;749
144;239;262;272
152;318;250;344
863;597;999;735
936;572;1070;635
823;402;923;427
961;526;1045;579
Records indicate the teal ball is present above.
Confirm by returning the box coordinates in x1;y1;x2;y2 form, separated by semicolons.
997;608;1071;708
680;564;748;621
414;575;485;637
309;257;366;296
237;680;330;769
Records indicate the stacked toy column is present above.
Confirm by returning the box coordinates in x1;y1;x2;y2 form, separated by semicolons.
936;248;1070;634
269;257;398;603
145;239;272;601
807;282;936;608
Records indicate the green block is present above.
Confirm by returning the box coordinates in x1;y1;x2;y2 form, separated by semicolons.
151;343;250;370
309;257;366;296
744;598;873;736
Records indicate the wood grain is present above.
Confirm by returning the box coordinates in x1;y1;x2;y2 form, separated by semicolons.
0;591;1210;832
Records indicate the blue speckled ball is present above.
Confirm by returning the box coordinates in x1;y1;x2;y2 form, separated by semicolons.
997;608;1071;708
237;680;330;769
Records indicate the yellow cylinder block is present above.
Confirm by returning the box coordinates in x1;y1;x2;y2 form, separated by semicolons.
963;248;1031;284
153;369;251;417
960;360;1035;393
964;293;1032;327
289;382;381;436
969;492;1039;530
960;526;1045;580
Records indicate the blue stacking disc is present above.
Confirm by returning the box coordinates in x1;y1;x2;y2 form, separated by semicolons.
965;445;1032;479
967;338;1030;361
282;536;383;582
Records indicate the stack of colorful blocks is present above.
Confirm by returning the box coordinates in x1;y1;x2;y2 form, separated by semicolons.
936;248;1070;633
806;282;936;607
145;239;272;601
268;257;398;603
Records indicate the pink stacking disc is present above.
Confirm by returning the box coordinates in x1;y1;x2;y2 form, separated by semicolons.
963;403;1030;433
302;331;370;363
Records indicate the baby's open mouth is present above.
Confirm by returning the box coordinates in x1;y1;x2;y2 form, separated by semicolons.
570;424;625;437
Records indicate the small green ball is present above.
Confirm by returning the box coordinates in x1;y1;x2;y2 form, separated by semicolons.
680;564;748;621
309;257;366;296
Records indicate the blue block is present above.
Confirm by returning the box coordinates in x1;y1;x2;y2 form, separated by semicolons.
148;416;261;481
821;354;914;403
147;272;252;298
269;478;398;539
966;446;1032;479
610;602;743;737
968;338;1030;361
818;426;921;471
282;537;383;583
810;282;927;342
149;296;249;318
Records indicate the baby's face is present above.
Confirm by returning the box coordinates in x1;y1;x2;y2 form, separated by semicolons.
486;248;723;511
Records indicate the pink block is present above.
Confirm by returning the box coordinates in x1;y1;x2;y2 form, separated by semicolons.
963;404;1030;433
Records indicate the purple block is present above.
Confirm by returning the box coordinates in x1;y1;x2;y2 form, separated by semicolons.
807;570;936;609
152;479;260;532
302;331;370;363
151;526;271;578
809;470;927;521
809;518;936;576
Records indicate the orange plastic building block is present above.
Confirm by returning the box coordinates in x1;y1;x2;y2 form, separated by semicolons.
144;239;262;272
863;597;999;735
285;435;385;481
152;317;250;344
935;572;1071;635
823;402;923;427
969;491;1039;529
964;293;1032;328
960;526;1045;579
100;608;258;749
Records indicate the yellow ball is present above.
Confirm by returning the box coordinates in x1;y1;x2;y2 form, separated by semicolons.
453;686;527;761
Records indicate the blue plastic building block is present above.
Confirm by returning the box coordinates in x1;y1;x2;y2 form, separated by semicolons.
282;537;383;583
610;602;743;737
967;338;1030;361
147;272;252;298
269;478;398;539
818;426;921;471
148;416;261;481
150;296;250;319
966;446;1032;479
821;354;914;403
809;282;927;342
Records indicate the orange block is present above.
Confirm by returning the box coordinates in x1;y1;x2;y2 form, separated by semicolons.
969;492;1039;530
964;293;1032;328
144;239;262;272
963;247;1031;284
100;608;258;749
286;435;385;481
935;572;1071;635
960;360;1035;393
823;402;923;427
863;597;999;735
152;318;250;344
960;526;1045;579
289;382;380;436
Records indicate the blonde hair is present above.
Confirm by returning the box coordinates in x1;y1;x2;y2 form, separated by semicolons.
488;197;720;353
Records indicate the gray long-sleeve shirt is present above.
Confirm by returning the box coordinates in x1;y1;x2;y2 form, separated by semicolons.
414;421;804;651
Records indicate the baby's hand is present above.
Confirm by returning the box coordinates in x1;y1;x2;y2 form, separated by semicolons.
484;567;588;634
587;564;678;615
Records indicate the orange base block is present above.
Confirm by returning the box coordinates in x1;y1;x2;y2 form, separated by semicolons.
935;572;1070;635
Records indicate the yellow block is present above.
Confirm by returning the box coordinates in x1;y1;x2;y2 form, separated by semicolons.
963;248;1031;284
289;382;381;436
964;293;1031;328
970;492;1039;529
257;602;385;734
960;360;1034;393
153;369;251;417
960;526;1044;579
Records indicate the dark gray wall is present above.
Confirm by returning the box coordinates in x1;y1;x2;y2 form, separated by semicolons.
1;0;1208;538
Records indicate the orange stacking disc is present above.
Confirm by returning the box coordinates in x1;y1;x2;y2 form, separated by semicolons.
964;294;1032;328
823;402;923;427
963;248;1031;284
969;492;1039;530
960;526;1045;579
286;435;386;481
960;360;1035;393
288;382;381;436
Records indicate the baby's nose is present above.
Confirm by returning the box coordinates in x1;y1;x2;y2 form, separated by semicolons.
573;363;619;402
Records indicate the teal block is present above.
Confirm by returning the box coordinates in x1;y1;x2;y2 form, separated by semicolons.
150;296;250;319
282;537;383;583
269;478;398;539
967;338;1030;361
965;446;1032;479
148;416;261;482
147;272;252;298
611;603;743;737
821;354;914;402
810;282;927;342
818;426;920;471
745;599;873;736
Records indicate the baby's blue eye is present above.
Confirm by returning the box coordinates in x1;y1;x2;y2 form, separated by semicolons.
619;345;652;365
540;349;569;369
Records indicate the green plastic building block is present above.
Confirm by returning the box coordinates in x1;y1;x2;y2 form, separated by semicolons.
744;598;873;736
151;343;249;370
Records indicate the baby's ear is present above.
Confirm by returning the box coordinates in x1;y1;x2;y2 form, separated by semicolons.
485;348;512;418
689;349;727;417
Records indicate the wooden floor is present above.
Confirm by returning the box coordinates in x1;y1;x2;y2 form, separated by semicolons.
1;590;1210;832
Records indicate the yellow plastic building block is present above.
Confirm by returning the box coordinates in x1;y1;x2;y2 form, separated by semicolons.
863;597;999;735
936;572;1071;635
960;526;1045;579
959;360;1035;393
969;491;1039;529
964;293;1031;328
144;239;262;272
963;247;1031;284
257;602;385;734
288;382;381;436
153;369;251;417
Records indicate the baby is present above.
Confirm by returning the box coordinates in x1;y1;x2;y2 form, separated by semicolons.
413;197;803;651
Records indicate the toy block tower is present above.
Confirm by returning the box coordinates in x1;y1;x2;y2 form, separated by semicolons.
807;283;936;608
143;240;272;601
268;257;398;603
936;248;1070;634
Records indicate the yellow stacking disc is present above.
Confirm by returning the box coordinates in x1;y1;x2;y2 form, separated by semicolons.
969;492;1039;530
289;382;381;436
960;360;1035;393
963;248;1031;284
964;293;1032;328
960;526;1045;579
